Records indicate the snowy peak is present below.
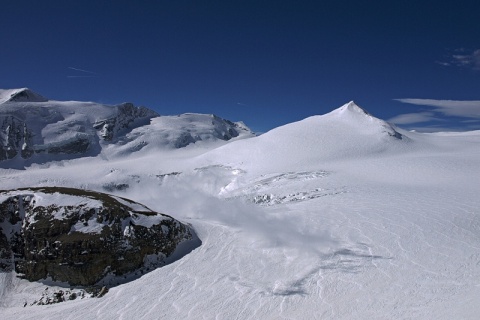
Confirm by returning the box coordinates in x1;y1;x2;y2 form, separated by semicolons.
0;88;48;104
334;101;370;115
325;101;403;139
328;101;374;119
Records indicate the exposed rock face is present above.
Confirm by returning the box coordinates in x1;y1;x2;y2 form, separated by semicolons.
92;103;157;141
173;114;243;148
0;89;159;163
0;187;196;286
0;114;92;161
0;116;27;160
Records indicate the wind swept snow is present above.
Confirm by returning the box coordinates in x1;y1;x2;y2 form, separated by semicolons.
0;101;479;319
0;88;47;104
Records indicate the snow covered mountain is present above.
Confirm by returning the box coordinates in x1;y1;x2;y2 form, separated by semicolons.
0;97;479;319
0;89;254;167
197;101;409;175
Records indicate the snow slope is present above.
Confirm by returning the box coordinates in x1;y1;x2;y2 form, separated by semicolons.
0;101;479;319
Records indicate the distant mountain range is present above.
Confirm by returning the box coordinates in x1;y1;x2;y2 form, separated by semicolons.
0;88;254;167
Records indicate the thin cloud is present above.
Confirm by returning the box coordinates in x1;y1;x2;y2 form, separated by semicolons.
387;112;440;125
407;125;480;133
67;66;99;79
394;99;480;119
68;66;98;74
437;49;480;71
435;61;451;67
67;75;97;78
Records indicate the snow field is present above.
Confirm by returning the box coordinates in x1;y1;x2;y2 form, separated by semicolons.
0;102;479;319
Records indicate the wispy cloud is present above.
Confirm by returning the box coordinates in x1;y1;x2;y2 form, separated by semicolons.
437;48;480;71
394;99;480;119
67;75;97;78
406;124;480;133
68;66;98;74
67;66;99;78
387;112;440;124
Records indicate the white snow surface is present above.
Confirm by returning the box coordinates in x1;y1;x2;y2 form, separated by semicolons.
0;101;479;319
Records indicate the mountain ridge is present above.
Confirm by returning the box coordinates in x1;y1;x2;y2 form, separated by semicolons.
0;89;254;167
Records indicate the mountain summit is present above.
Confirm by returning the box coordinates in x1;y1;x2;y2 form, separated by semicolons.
332;100;370;115
324;101;403;139
0;88;48;104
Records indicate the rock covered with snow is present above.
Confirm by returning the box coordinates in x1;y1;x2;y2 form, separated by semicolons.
110;113;255;156
0;88;48;104
0;187;196;286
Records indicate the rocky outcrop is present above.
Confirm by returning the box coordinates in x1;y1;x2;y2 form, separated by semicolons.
32;134;92;155
0;116;20;160
172;114;244;148
0;114;95;160
0;187;196;287
93;103;157;141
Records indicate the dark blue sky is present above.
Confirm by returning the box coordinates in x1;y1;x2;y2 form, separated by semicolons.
2;0;480;133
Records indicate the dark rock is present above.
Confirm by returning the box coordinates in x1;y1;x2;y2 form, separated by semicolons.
0;187;197;287
33;134;92;155
102;183;130;192
93;103;158;142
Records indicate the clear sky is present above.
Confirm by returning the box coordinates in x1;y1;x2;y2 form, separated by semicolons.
1;0;480;133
